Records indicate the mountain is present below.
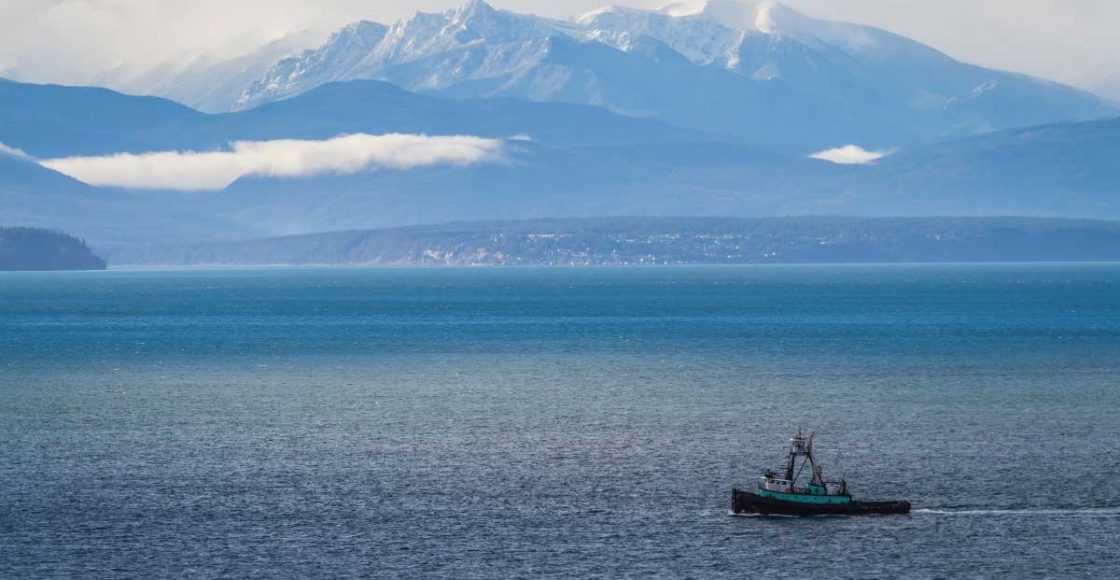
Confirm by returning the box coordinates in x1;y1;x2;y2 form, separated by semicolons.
216;80;712;147
192;113;1120;237
0;78;745;245
0;227;107;271
107;217;1120;267
3;77;1118;250
0;150;112;230
230;0;1115;152
0;146;91;192
0;78;710;159
0;149;253;250
204;139;809;236
0;78;204;157
226;22;389;112
112;31;322;114
847;117;1120;216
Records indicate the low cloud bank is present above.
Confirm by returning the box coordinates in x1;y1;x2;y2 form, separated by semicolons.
809;145;891;165
41;133;506;190
0;142;31;160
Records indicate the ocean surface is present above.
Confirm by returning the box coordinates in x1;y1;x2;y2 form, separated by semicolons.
2;265;1119;579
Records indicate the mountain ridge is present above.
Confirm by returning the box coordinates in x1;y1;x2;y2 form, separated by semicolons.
2;77;1118;249
221;0;1113;152
0;77;715;159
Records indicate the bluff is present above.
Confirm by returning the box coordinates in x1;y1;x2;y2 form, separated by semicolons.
0;227;108;271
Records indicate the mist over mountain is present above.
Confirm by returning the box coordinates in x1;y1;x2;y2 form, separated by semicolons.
207;138;813;236
1;74;1118;250
202;117;1120;237
0;78;757;244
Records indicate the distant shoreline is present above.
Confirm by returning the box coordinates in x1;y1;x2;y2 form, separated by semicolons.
90;262;1120;275
103;216;1120;268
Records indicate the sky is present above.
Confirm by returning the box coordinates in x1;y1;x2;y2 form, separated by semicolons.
1;0;1118;99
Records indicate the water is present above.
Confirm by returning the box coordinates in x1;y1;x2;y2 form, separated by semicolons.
2;265;1118;578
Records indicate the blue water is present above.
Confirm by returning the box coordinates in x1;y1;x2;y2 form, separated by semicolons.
2;265;1119;578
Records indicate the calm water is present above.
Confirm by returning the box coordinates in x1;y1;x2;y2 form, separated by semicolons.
2;265;1119;579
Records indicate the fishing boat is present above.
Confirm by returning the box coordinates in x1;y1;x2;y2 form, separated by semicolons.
731;429;910;516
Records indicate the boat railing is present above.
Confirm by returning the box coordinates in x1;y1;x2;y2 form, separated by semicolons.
758;477;793;492
760;476;849;496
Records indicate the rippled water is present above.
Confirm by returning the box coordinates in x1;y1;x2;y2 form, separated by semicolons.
2;265;1118;578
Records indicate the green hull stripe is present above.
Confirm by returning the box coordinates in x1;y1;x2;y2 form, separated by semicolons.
758;489;852;504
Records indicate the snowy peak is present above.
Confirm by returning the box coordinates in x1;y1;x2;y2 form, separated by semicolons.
338;20;390;40
239;0;886;110
233;0;565;109
657;0;776;31
574;0;884;67
586;0;887;57
374;1;553;63
575;2;746;65
231;21;387;110
225;0;1113;150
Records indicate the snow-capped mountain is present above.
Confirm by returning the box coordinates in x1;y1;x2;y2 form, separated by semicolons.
238;0;903;107
572;0;886;67
234;1;559;111
230;22;388;113
224;0;1112;151
108;31;321;113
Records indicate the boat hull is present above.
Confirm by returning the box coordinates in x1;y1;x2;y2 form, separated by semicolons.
732;489;910;516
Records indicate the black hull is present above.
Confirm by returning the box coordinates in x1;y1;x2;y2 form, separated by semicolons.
731;489;910;516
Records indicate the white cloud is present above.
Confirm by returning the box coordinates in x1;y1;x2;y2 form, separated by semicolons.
0;142;32;160
809;144;891;165
40;133;506;190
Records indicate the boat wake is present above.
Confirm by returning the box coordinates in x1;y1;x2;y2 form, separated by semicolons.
915;507;1120;517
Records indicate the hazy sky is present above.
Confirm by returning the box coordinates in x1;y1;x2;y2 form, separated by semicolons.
1;0;1118;98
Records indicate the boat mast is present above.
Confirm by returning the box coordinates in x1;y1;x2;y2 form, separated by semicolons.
784;429;800;480
785;428;826;486
806;432;825;486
